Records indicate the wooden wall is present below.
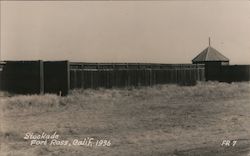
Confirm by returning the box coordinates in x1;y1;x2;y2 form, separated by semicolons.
219;65;250;82
44;61;70;96
0;61;43;94
0;61;69;95
0;61;205;95
69;63;205;89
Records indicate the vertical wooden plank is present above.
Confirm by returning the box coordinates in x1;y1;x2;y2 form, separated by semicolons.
70;70;74;89
76;70;81;88
90;71;93;88
66;61;70;94
81;69;84;88
39;60;44;94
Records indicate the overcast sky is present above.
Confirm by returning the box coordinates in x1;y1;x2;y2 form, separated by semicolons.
1;1;250;64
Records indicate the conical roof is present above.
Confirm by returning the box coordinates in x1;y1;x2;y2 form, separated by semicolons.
192;46;229;63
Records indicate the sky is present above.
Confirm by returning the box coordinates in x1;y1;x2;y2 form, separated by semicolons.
1;1;250;64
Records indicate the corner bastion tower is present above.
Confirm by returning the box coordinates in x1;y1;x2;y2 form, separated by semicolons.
192;38;229;81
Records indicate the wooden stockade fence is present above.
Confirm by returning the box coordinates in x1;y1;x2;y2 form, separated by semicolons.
0;61;205;95
69;63;205;89
218;65;250;82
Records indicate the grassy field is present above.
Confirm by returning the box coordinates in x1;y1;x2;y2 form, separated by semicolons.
1;82;250;156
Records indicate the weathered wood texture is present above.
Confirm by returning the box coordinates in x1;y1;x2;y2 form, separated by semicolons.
0;61;205;95
69;63;205;89
0;61;69;95
44;61;70;96
0;62;5;90
219;65;250;82
0;61;43;94
196;62;250;82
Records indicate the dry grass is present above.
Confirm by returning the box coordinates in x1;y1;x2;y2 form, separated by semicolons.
0;82;250;156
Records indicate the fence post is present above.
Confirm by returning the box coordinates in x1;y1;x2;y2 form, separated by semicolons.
39;60;44;94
